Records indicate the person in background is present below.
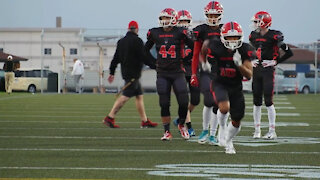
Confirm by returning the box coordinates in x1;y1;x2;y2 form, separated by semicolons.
71;58;84;93
3;55;15;94
103;20;158;128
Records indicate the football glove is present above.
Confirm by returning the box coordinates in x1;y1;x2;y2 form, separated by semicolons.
190;74;199;87
201;61;211;72
251;59;259;68
233;50;242;66
262;60;277;67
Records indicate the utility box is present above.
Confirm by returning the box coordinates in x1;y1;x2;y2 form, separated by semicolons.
47;73;58;92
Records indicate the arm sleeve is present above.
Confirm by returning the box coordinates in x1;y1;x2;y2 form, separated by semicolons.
191;41;202;75
273;31;293;64
145;30;156;67
109;42;120;75
277;42;293;64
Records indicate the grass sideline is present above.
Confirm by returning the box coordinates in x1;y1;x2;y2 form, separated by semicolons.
0;92;319;179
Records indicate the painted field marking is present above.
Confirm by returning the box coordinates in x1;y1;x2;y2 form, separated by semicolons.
0;112;301;118
0;121;308;126
1;135;319;147
0;148;319;154
147;164;320;179
246;106;296;109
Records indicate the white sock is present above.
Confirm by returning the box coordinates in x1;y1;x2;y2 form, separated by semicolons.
253;105;262;132
210;112;218;136
217;109;229;145
202;106;212;131
267;105;276;132
217;109;229;129
225;121;241;143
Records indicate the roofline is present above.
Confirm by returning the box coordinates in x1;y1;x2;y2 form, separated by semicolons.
0;27;84;32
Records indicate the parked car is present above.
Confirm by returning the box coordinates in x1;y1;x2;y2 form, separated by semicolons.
280;70;320;94
11;69;54;93
242;67;284;93
0;69;5;91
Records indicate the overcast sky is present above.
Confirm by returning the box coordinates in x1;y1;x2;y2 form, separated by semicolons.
0;0;319;44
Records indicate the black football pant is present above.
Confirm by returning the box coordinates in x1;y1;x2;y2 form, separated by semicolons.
185;75;200;106
212;81;245;122
200;72;218;114
156;72;189;124
252;66;275;107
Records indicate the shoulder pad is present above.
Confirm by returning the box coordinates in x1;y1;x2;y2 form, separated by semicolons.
271;30;284;42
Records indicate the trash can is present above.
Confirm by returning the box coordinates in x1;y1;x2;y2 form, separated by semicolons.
47;73;58;92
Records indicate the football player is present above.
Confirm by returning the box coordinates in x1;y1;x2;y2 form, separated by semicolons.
201;21;254;154
172;9;200;137
249;11;293;139
191;1;224;145
145;8;194;140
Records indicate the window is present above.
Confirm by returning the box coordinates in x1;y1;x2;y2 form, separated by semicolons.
70;48;78;55
44;48;51;55
283;71;297;78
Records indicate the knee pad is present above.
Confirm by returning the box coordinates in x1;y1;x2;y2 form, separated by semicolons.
190;92;200;106
203;91;214;107
264;94;273;107
159;94;170;117
253;94;263;106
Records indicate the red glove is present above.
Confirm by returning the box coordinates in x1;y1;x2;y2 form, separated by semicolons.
190;74;199;87
108;75;114;84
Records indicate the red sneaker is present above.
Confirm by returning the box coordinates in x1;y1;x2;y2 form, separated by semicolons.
161;131;172;141
141;119;158;128
102;116;120;128
178;124;190;140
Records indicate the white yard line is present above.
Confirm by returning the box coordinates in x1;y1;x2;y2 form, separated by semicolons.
0;148;318;154
245;106;296;109
0;112;301;118
0;166;156;171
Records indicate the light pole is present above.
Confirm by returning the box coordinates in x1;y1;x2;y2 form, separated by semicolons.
58;43;67;94
315;41;318;95
97;43;104;93
40;29;44;94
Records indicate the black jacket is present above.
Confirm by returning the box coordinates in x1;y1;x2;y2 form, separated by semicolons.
109;31;155;80
3;61;14;72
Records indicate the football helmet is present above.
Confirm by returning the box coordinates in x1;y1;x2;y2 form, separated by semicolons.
251;11;272;32
204;1;224;26
220;21;244;50
177;10;192;28
159;8;177;27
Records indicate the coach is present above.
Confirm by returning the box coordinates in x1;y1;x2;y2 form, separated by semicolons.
103;20;157;128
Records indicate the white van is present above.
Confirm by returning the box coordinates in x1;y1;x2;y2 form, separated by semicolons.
12;69;54;93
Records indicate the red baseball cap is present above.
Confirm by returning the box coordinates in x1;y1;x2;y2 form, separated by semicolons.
128;21;139;29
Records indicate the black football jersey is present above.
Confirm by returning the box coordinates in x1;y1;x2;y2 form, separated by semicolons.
249;29;284;64
193;24;222;42
145;26;193;73
207;40;255;86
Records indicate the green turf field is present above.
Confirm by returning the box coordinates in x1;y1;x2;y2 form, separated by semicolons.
0;92;319;179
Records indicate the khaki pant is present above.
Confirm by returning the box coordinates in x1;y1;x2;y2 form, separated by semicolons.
5;72;14;93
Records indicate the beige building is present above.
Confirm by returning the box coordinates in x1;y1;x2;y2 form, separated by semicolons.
0;27;122;73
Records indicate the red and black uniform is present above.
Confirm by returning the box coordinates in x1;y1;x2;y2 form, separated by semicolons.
249;30;293;106
192;24;222;112
182;31;200;107
207;40;255;121
145;26;194;124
